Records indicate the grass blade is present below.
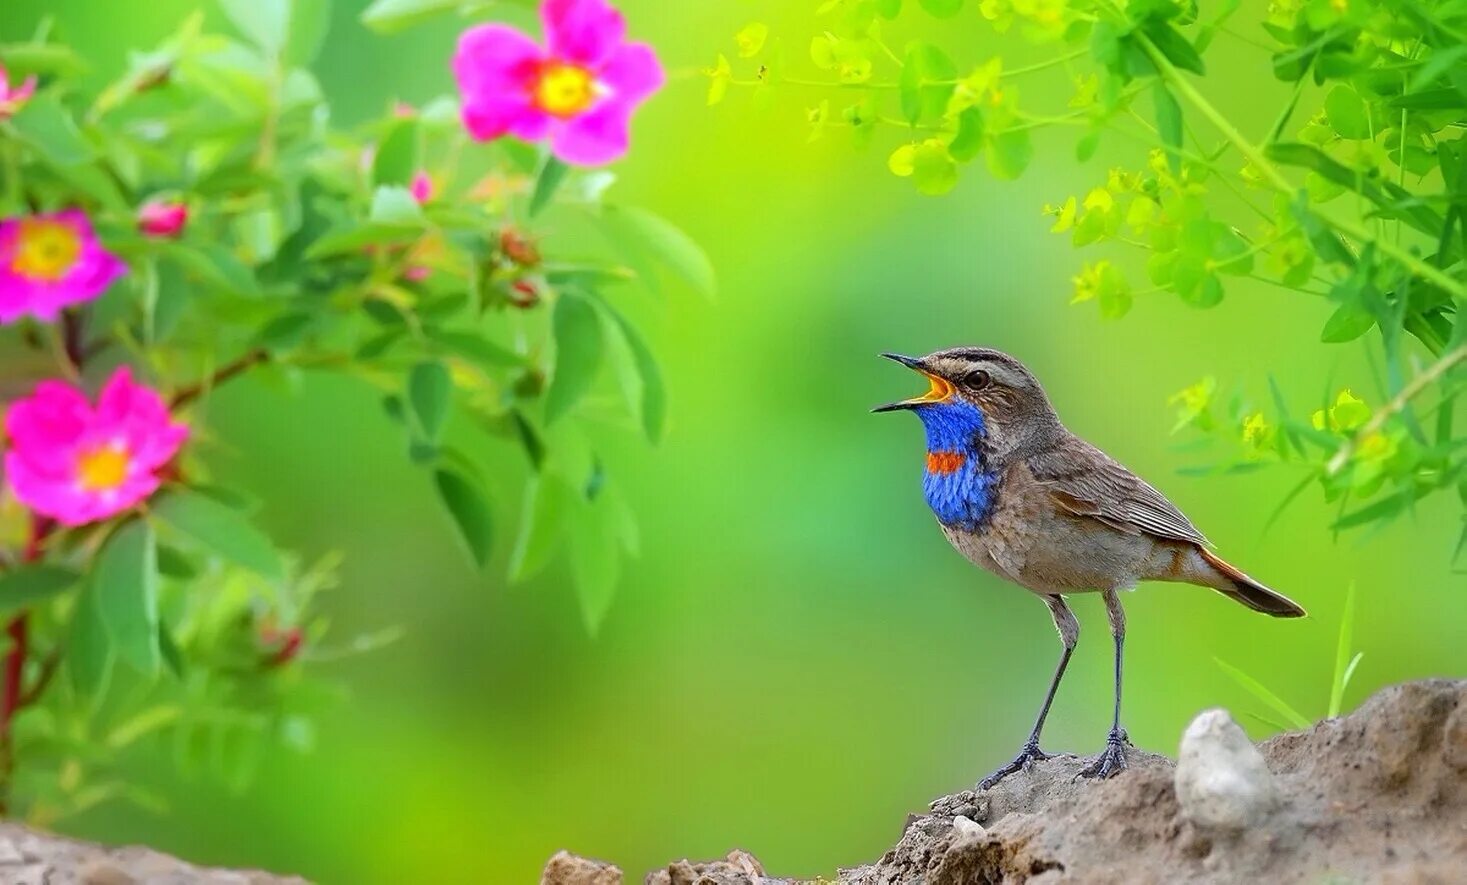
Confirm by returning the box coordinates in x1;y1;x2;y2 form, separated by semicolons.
1215;657;1311;730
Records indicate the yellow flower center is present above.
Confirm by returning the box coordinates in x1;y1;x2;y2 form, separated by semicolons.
76;444;130;492
12;220;82;282
534;63;597;117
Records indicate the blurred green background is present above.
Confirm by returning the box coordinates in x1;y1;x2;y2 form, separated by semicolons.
1;0;1462;881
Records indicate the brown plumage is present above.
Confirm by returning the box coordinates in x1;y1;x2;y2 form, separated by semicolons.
877;346;1304;789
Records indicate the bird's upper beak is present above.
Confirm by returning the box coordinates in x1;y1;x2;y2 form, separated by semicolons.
872;352;956;413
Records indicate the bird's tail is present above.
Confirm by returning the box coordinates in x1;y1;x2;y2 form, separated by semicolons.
1198;549;1306;618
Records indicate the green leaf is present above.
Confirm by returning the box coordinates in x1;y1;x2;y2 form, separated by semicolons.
1144;22;1205;75
1324;86;1371;139
570;494;621;634
875;0;903;17
899;42;957;125
544;292;604;424
10;94;95;165
434;469;492;568
408;360;453;443
0;43;89;79
949;109;984;162
0;565;81;618
286;0;333;67
219;0;289;54
508;475;572;582
917;0;964;16
528;154;570;217
1154;82;1184;173
360;0;462;34
985;129;1032;180
67;579;113;699
911;140;960;194
163;242;260;296
1267;143;1443;238
1321;303;1376;343
94;520;160;677
602;303;667;443
151;490;285;581
369;185;427;226
372;118;420;188
426;329;522;370
600;206;716;300
1328;582;1357;718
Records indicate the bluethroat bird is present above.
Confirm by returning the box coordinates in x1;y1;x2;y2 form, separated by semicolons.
875;347;1305;788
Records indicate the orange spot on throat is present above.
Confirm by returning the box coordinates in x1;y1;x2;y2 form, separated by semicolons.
926;450;967;475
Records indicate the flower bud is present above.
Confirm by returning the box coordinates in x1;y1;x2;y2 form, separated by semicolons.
138;200;189;239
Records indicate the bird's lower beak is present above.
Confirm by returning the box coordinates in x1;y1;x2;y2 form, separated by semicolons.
872;352;956;412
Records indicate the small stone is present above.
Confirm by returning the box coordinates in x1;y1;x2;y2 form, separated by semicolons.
723;850;764;876
541;850;623;885
1175;708;1279;830
80;861;138;885
0;839;25;865
951;816;986;837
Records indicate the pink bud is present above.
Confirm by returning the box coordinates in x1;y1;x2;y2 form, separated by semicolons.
410;172;434;205
137;200;188;238
392;101;416;119
0;64;37;121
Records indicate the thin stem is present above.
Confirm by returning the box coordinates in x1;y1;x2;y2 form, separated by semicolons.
170;348;270;409
1006;49;1088;76
0;516;52;815
1327;344;1467;474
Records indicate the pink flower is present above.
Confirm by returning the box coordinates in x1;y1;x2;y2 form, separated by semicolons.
137;200;189;239
453;0;664;166
3;367;188;527
0;65;37;120
410;171;435;205
0;210;127;324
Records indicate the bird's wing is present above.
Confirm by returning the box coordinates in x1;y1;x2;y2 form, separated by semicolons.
1028;435;1210;547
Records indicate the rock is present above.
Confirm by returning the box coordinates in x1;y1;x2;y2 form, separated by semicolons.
1442;701;1467;771
541;850;623;885
1174;708;1279;830
644;850;782;885
0;823;304;884
546;681;1467;884
950;816;985;837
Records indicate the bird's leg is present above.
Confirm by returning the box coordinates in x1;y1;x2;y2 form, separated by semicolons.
1078;589;1130;780
978;596;1078;791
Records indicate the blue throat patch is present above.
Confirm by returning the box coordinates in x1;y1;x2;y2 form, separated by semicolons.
914;399;997;531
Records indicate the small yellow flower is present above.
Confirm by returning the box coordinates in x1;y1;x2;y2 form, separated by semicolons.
1312;389;1371;433
1046;196;1077;233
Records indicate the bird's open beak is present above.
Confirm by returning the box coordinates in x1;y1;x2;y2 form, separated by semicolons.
872;352;956;412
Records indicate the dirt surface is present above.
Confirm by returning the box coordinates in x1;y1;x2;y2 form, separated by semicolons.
545;679;1467;884
0;823;306;885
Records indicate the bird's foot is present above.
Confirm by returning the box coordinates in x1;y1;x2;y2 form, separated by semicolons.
977;738;1050;791
1075;729;1130;781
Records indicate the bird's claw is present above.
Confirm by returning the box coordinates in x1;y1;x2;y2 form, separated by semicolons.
978;738;1050;791
1075;730;1129;781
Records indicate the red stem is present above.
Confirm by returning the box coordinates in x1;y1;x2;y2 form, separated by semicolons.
0;516;51;812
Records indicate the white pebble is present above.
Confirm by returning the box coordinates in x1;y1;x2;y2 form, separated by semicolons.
1175;708;1279;830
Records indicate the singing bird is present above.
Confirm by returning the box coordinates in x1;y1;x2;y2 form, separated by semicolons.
875;347;1304;787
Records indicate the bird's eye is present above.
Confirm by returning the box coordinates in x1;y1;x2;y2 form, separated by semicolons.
966;369;992;390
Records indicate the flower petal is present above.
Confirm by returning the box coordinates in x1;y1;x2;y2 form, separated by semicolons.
550;100;633;166
598;42;663;104
453;24;548;142
543;0;626;67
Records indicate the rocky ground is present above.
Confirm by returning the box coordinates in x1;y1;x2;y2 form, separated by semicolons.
544;679;1467;884
0;825;306;885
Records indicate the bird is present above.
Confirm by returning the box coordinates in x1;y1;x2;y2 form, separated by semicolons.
874;347;1305;787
